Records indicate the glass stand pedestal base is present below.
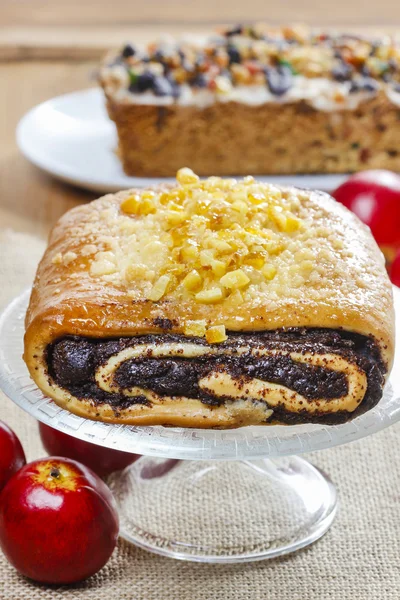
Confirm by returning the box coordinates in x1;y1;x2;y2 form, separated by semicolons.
108;456;338;563
2;290;400;564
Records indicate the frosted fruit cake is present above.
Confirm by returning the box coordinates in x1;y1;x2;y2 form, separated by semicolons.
99;24;400;177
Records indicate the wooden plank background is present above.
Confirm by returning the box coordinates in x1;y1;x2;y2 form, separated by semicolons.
1;0;400;27
0;61;96;237
1;1;399;62
0;2;399;236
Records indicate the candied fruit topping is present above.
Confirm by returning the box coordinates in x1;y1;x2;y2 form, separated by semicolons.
146;275;171;301
176;167;200;185
205;325;227;344
81;169;311;304
100;24;400;101
220;269;250;290
85;168;305;304
53;167;378;315
195;288;224;304
121;194;156;216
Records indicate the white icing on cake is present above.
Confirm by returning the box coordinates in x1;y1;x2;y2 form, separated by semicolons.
101;68;400;112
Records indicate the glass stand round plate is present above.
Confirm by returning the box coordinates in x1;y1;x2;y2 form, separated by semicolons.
1;290;399;562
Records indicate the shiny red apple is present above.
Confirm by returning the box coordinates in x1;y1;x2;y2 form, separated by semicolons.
0;420;26;492
333;170;400;258
391;251;400;287
39;422;139;477
0;457;119;584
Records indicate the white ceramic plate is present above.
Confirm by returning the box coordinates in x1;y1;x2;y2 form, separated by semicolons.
17;87;350;195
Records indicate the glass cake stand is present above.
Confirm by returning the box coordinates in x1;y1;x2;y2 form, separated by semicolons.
0;290;399;563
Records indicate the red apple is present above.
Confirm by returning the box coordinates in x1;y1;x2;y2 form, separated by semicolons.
39;422;139;477
391;251;400;287
332;170;400;257
0;457;119;584
0;421;26;492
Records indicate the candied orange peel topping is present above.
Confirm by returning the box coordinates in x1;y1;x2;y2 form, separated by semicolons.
114;168;303;303
59;168;314;308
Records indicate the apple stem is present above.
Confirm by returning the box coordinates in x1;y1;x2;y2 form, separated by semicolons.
50;467;60;479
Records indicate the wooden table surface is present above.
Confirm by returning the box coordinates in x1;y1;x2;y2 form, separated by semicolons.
0;62;97;239
2;0;400;28
0;10;399;239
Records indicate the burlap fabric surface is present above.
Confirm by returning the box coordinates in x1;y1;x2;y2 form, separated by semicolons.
0;229;399;600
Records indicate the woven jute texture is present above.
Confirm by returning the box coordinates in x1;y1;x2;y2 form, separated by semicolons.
0;228;399;600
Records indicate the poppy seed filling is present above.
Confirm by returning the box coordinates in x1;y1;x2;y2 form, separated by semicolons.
46;328;386;425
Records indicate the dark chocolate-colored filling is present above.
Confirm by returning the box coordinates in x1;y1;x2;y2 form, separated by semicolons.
114;355;348;403
46;329;386;425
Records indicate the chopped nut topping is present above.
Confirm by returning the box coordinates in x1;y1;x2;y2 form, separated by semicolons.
205;325;227;344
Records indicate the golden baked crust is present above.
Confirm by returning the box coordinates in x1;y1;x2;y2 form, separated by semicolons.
24;172;395;427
